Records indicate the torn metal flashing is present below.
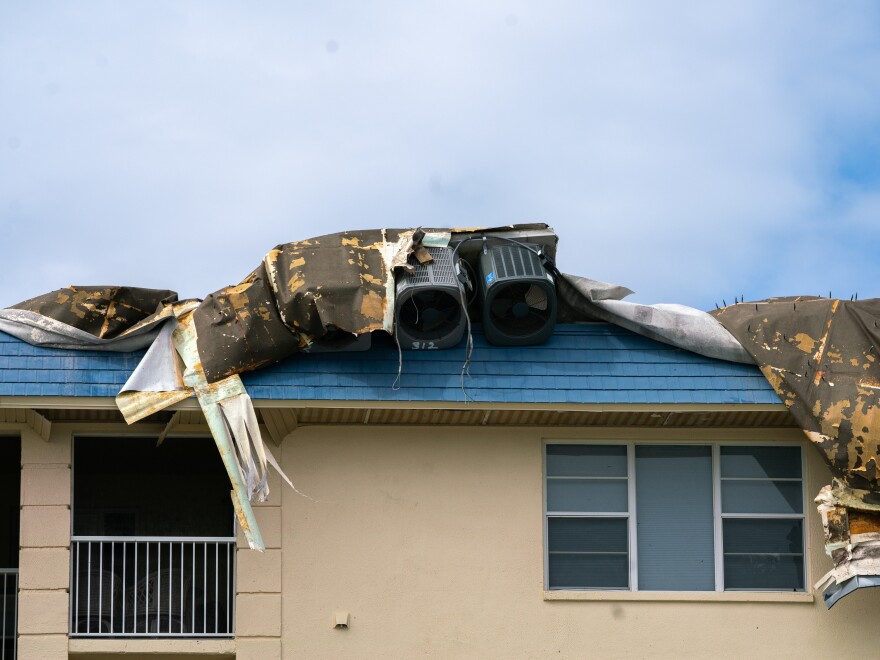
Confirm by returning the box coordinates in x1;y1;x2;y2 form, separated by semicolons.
823;575;880;608
815;480;880;607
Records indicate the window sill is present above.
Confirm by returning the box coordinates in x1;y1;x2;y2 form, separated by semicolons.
544;590;814;603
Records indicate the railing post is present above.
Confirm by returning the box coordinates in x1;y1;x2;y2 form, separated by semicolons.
0;570;21;660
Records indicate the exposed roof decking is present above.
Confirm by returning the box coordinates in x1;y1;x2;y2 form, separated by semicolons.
0;324;779;406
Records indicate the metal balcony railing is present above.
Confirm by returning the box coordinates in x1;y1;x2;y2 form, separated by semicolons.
1;569;17;660
70;537;236;637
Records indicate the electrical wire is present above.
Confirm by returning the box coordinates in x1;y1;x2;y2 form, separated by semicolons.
450;233;560;279
391;330;403;391
458;280;475;403
459;258;478;305
448;233;558;403
394;233;556;401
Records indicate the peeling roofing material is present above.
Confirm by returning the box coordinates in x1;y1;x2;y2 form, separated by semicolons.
713;298;880;492
0;286;176;351
10;286;177;339
3;225;880;607
713;297;880;605
193;229;419;382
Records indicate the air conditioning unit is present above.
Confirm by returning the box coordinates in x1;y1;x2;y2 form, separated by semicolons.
395;246;467;350
479;244;557;346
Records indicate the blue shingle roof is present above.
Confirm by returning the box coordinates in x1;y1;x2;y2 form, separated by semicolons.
0;324;779;405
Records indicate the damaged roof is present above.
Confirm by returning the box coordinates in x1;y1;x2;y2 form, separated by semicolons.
3;224;878;605
0;323;778;405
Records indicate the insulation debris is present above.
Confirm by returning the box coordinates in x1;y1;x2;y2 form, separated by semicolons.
815;481;880;607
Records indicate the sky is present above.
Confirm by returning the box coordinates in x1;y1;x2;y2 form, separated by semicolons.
1;1;880;311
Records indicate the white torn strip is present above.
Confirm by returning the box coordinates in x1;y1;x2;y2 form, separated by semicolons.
121;319;184;393
218;393;269;502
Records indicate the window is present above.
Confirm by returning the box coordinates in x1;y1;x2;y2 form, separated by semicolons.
544;443;805;592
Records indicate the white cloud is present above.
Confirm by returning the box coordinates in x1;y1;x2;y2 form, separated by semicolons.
1;1;879;309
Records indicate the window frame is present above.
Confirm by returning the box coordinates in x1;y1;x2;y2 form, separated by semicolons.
543;439;807;593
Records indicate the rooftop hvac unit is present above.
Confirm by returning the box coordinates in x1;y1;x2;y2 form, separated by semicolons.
479;244;557;346
395;246;467;350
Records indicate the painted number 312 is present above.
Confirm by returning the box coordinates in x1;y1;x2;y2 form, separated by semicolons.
411;341;438;350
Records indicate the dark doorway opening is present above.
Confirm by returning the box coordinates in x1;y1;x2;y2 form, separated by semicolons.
73;436;233;538
0;438;20;659
71;436;235;638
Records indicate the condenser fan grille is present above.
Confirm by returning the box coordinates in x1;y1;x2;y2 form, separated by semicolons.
397;289;463;339
479;244;557;346
394;246;467;349
488;283;552;336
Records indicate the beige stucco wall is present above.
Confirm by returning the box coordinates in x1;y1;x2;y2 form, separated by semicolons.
7;417;880;658
277;425;880;660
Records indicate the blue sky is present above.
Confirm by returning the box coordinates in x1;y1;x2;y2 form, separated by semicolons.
1;1;879;311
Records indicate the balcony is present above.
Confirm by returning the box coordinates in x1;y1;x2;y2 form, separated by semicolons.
70;537;235;637
71;436;237;639
1;569;17;660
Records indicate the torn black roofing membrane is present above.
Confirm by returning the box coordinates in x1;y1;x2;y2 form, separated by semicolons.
2;224;879;606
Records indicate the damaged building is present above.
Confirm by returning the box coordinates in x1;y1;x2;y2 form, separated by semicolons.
0;224;879;659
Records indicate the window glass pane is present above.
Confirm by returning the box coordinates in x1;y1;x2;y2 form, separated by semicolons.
549;554;628;589
723;519;803;555
720;446;801;479
721;480;803;514
546;445;627;477
546;478;628;513
548;517;627;553
724;555;804;590
636;445;714;591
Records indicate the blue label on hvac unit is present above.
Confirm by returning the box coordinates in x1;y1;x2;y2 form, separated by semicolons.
486;271;495;284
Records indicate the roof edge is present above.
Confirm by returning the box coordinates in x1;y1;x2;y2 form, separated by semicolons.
0;395;786;413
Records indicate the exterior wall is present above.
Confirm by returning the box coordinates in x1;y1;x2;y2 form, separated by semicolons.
278;425;880;660
7;418;879;658
18;426;71;660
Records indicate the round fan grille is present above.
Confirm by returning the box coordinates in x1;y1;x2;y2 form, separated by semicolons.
397;289;463;340
488;283;552;336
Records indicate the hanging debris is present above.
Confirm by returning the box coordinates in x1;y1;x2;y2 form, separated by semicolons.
713;296;880;605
